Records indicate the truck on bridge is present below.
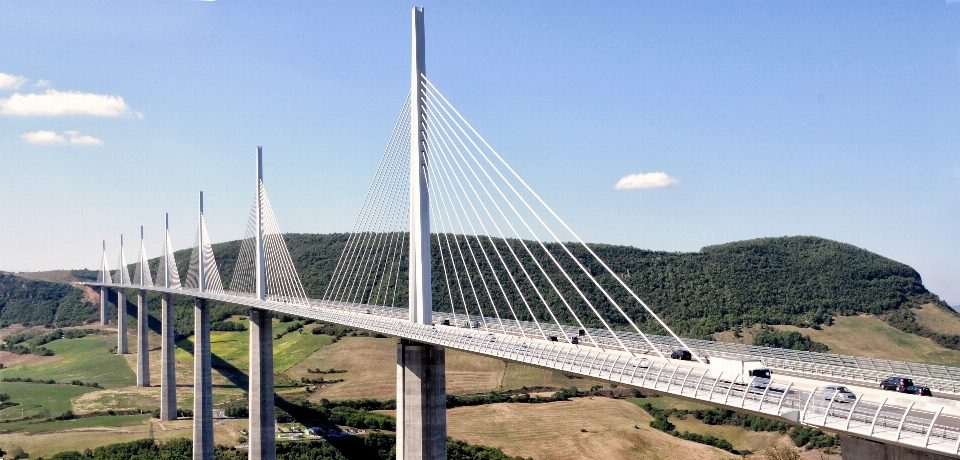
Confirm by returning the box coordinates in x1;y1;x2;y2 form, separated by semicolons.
709;356;772;388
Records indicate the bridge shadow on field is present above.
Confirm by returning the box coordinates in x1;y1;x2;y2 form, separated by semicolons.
175;338;250;390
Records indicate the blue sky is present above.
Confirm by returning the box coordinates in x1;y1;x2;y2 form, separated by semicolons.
2;1;959;304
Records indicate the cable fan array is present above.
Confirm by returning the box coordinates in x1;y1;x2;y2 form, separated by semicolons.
114;238;132;285
322;95;412;310
323;78;698;361
229;180;309;306
98;242;112;284
184;213;224;293
154;223;182;289
100;174;306;308
133;233;154;287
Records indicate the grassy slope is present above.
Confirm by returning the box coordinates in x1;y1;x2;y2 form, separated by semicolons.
775;314;960;366
0;334;135;388
0;382;94;421
914;303;960;336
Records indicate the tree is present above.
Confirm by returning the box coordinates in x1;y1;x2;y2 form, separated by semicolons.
763;441;800;460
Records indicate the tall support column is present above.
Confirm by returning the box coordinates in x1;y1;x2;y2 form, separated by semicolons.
249;309;275;460
160;213;177;421
193;298;213;459
100;240;109;325
397;340;446;460
100;287;109;325
193;192;214;459
249;146;276;460
160;293;177;421
398;9;446;460
136;290;150;386
408;6;430;326
117;289;128;354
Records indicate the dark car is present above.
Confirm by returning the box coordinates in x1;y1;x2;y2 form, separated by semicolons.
904;385;932;397
670;349;692;360
880;376;914;392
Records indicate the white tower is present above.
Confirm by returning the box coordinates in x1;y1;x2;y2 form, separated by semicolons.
408;5;431;325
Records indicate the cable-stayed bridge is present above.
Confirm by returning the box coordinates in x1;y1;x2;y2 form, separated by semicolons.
83;8;960;460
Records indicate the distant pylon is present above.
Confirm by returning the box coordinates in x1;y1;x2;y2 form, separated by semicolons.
115;235;131;285
185;192;224;293
98;240;112;283
156;213;182;289
135;226;153;287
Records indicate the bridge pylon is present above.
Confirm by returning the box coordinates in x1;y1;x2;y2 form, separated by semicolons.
193;191;214;460
159;213;178;421
98;240;110;325
249;146;276;460
116;234;128;354
136;225;151;387
397;7;447;460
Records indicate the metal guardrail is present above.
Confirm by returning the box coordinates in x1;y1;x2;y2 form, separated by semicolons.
88;283;960;455
312;300;960;395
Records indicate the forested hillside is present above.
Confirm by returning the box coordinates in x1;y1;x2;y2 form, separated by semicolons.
0;272;97;327
3;235;947;342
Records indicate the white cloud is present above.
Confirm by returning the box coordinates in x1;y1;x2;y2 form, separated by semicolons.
0;72;27;90
34;79;50;87
0;89;130;117
62;130;103;145
20;129;103;146
20;130;66;145
614;172;679;190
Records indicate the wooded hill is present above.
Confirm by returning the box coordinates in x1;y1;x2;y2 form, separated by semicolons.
0;235;947;342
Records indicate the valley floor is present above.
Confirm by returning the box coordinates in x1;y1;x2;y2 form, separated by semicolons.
0;316;862;459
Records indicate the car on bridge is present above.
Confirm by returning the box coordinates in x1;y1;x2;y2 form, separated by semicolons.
880;376;914;392
670;349;692;360
823;385;857;403
904;385;932;396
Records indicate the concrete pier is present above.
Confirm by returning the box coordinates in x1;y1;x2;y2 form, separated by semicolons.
100;287;109;325
136;290;150;387
160;293;177;421
193;298;213;459
840;435;954;459
249;308;276;460
117;290;128;354
397;340;446;460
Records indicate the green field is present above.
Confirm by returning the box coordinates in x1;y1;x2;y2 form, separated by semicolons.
175;319;333;372
0;414;150;433
0;334;136;389
0;382;95;421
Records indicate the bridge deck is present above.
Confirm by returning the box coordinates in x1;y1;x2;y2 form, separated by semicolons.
89;282;960;456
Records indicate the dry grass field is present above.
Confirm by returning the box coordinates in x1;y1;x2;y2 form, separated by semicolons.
446;397;838;460
286;336;604;401
0;417;247;457
447;397;736;460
